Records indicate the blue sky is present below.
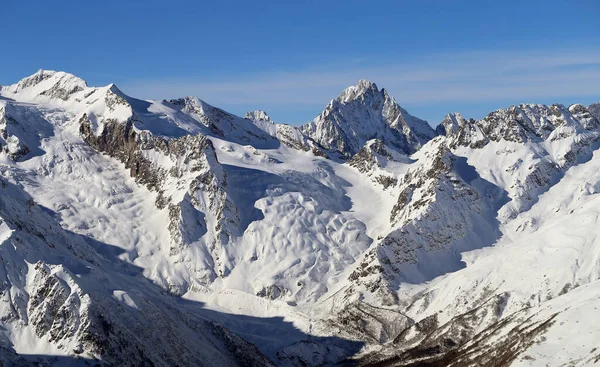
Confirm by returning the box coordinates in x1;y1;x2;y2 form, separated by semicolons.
1;0;599;125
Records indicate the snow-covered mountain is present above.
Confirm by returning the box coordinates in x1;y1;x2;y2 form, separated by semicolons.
0;69;599;366
302;80;436;159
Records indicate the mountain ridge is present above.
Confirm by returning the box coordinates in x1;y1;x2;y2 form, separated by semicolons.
0;69;599;366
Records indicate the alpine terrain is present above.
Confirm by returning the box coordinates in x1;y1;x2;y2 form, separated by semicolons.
0;69;599;366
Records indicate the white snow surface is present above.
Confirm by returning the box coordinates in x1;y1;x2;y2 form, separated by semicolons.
0;70;599;366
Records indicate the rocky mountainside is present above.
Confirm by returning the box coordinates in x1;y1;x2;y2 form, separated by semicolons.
302;80;436;159
0;69;599;366
0;166;273;367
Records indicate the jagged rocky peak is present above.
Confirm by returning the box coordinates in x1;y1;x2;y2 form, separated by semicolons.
337;79;380;102
477;103;590;143
441;102;600;151
245;110;274;124
569;103;600;130
435;112;468;136
302;79;436;158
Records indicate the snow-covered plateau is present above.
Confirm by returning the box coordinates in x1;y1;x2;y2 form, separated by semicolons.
0;69;599;366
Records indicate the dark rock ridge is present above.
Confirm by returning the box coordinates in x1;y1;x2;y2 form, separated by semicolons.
170;96;280;148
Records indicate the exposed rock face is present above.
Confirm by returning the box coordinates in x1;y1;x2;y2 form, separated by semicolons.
0;113;30;161
170;96;279;148
274;123;328;157
0;69;87;101
569;103;600;130
349;139;395;174
435;112;467;137
349;139;507;298
328;302;412;345
302;80;436;159
347;139;410;189
435;103;600;217
0;102;52;161
441;103;600;146
79;114;239;291
243;110;329;155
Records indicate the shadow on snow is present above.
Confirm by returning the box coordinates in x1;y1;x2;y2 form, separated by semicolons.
0;178;363;366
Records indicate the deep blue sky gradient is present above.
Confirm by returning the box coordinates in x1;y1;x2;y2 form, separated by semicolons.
1;0;599;125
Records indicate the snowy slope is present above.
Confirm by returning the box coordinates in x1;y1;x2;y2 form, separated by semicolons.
1;70;600;366
360;144;600;366
344;102;600;366
0;166;273;366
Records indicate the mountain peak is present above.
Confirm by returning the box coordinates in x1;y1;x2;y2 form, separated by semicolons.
245;110;274;124
0;69;89;102
336;79;380;103
302;80;436;157
436;112;467;136
356;79;377;90
20;69;87;89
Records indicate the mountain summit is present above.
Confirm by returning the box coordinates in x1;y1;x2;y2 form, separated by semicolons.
302;80;436;158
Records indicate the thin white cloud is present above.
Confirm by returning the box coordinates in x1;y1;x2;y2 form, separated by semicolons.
119;48;600;110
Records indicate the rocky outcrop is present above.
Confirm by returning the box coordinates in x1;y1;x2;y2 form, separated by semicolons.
0;69;87;101
349;140;394;174
0;102;38;161
274;123;328;156
348;139;407;189
436;113;489;149
0;113;30;160
440;103;600;147
588;102;600;121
